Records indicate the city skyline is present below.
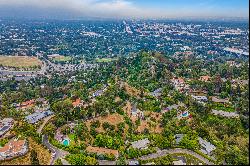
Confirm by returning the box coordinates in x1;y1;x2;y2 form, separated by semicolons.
0;0;249;20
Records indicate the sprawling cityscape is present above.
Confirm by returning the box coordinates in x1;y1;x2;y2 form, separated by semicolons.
0;0;249;165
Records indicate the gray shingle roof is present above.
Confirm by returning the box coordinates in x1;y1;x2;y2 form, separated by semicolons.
131;138;150;149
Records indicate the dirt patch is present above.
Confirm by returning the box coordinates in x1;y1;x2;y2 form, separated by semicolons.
136;119;163;134
85;113;126;133
123;82;141;97
0;56;42;68
123;101;163;134
115;96;121;102
135;111;163;134
123;101;132;116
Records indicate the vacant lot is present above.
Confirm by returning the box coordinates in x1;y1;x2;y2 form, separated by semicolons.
85;113;127;133
123;82;141;97
123;101;163;133
0;56;42;68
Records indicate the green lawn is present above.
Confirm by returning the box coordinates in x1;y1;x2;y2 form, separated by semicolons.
49;55;72;62
212;103;235;112
95;58;118;63
53;56;72;62
68;134;77;145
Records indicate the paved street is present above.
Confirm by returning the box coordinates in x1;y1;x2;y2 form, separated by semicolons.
139;148;215;165
37;115;55;134
42;135;69;165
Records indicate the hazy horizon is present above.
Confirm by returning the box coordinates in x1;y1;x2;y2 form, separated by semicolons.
0;0;249;20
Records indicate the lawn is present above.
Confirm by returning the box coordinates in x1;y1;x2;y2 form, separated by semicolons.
51;55;72;62
95;58;117;63
0;56;42;68
212;103;235;112
68;134;77;145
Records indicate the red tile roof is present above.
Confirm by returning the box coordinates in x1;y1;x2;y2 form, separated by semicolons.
0;140;26;153
20;99;35;108
200;76;211;82
72;98;81;107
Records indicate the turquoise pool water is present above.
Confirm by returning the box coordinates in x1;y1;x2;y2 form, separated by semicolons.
182;111;189;117
63;139;69;146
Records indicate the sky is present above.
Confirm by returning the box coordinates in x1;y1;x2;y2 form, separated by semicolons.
0;0;249;19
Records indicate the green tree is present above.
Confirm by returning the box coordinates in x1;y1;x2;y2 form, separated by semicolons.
54;159;63;165
30;149;40;165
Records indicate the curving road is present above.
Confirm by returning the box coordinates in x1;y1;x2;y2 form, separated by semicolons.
42;135;69;165
139;148;215;165
37;115;55;134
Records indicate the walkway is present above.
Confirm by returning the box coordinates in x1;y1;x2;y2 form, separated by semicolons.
139;148;215;165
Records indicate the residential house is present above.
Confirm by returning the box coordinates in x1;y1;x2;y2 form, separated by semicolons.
226;61;236;67
131;104;144;120
86;146;119;158
92;85;108;98
92;89;103;97
35;98;49;109
211;96;230;104
72;98;83;108
199;76;211;82
55;130;64;142
231;79;248;87
174;134;185;144
175;134;216;156
144;162;156;165
173;157;187;165
35;98;47;104
162;103;185;113
98;160;116;165
198;137;216;156
0;118;14;138
212;109;239;118
25;110;54;124
128;160;139;165
171;77;189;92
19;99;35;109
191;95;208;104
0;139;28;160
150;88;162;98
131;138;150;150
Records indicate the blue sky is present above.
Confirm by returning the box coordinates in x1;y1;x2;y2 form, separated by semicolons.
0;0;248;19
133;0;248;8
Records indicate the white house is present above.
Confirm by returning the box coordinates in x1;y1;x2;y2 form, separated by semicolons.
198;137;216;156
0;118;14;137
131;138;150;150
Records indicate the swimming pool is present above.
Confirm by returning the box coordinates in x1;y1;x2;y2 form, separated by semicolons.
62;139;70;146
182;111;189;117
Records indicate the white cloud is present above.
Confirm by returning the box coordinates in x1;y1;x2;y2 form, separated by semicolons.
0;0;248;19
0;0;145;18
